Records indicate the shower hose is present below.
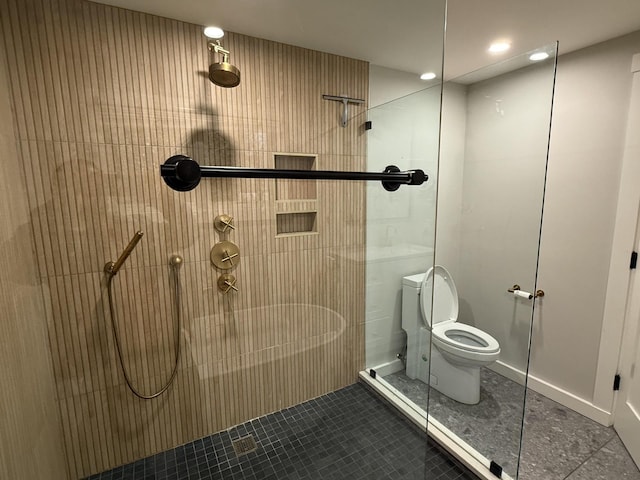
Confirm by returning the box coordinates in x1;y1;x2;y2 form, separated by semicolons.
105;261;182;400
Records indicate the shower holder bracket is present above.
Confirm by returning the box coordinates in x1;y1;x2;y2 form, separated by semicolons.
322;94;365;127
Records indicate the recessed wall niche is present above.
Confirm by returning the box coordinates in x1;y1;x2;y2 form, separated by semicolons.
275;154;318;236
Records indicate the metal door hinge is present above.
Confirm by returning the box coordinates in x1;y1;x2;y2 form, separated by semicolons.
614;374;621;391
631;251;637;269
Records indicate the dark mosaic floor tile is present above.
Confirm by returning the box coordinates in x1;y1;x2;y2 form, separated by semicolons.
87;383;476;480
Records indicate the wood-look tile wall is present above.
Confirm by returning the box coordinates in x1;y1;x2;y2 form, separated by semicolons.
0;28;69;480
0;0;368;478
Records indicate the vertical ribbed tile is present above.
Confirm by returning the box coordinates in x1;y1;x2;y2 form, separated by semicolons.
1;0;367;477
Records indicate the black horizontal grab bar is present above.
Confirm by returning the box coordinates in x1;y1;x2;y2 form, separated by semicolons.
160;155;428;192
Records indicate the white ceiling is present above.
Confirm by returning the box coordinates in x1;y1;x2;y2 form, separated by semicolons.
94;0;640;79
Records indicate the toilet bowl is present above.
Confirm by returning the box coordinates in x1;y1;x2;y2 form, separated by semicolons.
401;266;500;404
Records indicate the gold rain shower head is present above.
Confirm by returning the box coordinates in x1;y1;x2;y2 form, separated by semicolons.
204;26;240;88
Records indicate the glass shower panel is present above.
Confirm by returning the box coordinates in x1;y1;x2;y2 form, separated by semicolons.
363;84;442;406
430;44;558;478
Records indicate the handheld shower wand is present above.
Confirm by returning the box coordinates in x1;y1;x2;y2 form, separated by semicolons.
104;231;144;275
103;231;183;399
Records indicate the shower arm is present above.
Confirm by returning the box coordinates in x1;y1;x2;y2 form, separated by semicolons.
209;41;230;63
159;155;428;192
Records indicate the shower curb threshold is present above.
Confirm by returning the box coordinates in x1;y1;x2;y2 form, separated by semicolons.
359;369;515;480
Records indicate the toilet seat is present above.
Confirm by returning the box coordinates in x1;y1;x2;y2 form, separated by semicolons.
432;322;500;354
420;265;501;364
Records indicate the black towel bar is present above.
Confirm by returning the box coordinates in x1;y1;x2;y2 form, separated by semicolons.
160;155;427;192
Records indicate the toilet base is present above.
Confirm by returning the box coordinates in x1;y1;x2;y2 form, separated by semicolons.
404;326;431;383
403;326;482;405
431;347;480;405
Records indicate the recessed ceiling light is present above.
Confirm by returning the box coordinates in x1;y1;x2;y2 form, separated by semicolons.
420;72;437;80
529;52;550;62
204;26;225;39
488;42;511;54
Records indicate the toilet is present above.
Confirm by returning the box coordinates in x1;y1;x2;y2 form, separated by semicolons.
401;266;500;404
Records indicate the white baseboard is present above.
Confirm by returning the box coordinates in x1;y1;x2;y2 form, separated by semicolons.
490;361;613;426
489;360;526;385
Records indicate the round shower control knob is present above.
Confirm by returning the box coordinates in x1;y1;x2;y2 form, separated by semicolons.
217;274;238;293
214;214;235;233
210;241;240;270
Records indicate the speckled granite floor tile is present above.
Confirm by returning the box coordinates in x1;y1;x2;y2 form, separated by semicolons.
384;368;639;480
519;389;615;480
563;436;640;480
385;368;525;477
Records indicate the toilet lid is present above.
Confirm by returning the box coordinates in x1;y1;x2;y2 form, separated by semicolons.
420;265;459;327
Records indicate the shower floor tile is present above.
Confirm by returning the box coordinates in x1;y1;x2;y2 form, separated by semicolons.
85;383;478;480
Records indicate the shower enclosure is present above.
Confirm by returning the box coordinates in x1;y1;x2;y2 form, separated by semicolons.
0;0;557;478
362;46;558;479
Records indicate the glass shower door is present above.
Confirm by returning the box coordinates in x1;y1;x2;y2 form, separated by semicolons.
364;84;442;387
430;45;558;478
362;44;557;480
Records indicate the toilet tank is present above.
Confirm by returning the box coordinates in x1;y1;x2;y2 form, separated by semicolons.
402;273;425;329
403;273;425;289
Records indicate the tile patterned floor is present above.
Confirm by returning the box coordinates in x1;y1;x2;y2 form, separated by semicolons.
384;368;640;480
86;383;478;480
385;368;526;475
519;388;640;480
563;436;640;480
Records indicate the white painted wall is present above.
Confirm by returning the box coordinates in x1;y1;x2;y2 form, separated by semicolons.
533;31;640;410
456;62;555;372
434;83;467;283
